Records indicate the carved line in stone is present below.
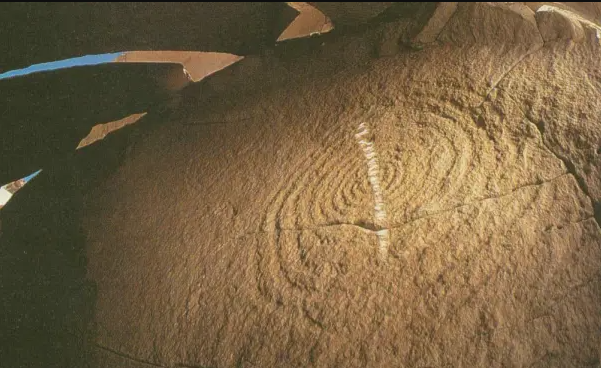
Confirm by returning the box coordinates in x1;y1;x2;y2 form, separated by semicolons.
355;122;390;259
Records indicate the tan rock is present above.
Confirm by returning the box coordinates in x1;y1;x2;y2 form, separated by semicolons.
414;2;459;44
440;2;540;46
525;2;601;25
535;6;586;42
2;3;601;368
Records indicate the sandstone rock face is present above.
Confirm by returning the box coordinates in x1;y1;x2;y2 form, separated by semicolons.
526;2;601;24
535;7;586;43
413;2;459;44
85;4;601;366
1;2;601;368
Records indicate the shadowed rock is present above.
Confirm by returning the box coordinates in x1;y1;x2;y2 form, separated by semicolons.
114;51;244;82
0;62;189;184
308;2;392;25
0;3;296;72
0;117;148;368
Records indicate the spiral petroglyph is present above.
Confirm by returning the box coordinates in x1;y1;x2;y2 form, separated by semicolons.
9;3;599;367
370;106;570;231
82;66;601;368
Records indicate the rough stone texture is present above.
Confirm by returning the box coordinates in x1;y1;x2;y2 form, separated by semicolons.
0;63;189;184
2;2;601;368
413;2;458;44
489;21;601;226
525;2;601;24
535;7;586;43
440;2;540;46
0;3;295;72
565;1;601;20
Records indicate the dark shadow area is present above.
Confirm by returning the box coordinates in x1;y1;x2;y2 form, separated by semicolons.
371;2;438;24
0;62;186;185
0;3;295;73
0;110;167;367
0;166;96;368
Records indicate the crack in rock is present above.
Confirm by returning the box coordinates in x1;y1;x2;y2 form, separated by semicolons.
394;172;570;228
239;172;575;239
93;343;165;367
530;118;601;228
93;342;211;368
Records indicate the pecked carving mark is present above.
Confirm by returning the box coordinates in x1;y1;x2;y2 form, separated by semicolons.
355;122;390;259
238;172;579;240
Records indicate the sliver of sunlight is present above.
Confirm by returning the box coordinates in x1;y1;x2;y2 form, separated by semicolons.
0;170;41;209
277;2;334;41
0;187;12;207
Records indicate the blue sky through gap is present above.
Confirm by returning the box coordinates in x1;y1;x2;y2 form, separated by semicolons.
0;52;124;80
23;170;42;184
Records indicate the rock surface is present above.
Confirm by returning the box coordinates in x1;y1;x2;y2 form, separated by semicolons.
526;2;601;24
535;7;586;43
1;2;601;368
